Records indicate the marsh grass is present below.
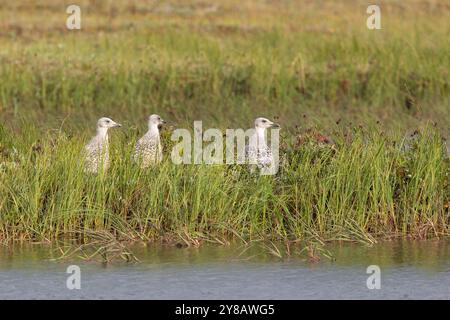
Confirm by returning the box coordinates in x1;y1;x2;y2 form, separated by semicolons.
0;122;448;249
0;1;449;256
0;1;449;130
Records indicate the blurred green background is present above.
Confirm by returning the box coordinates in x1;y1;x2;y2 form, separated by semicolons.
0;0;448;134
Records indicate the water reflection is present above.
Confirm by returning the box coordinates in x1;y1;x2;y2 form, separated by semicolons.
0;240;448;299
0;240;448;270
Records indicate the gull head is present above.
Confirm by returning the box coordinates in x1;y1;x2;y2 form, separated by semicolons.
148;114;166;129
97;117;122;129
254;117;280;129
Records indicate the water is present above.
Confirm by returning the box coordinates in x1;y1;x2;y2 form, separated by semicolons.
0;241;448;299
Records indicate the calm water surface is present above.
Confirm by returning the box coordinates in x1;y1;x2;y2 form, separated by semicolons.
0;241;448;299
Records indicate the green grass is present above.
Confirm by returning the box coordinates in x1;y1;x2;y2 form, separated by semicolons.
0;0;448;247
1;0;449;130
0;122;448;245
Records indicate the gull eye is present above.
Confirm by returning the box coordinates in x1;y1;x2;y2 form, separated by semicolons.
262;119;267;123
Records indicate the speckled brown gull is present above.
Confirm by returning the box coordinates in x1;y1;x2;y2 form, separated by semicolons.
133;114;166;168
246;117;280;171
84;117;121;174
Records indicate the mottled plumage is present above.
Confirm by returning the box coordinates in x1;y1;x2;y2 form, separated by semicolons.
84;117;121;174
246;117;280;171
246;144;273;169
133;114;166;168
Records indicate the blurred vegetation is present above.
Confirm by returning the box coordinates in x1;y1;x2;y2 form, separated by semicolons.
0;0;448;130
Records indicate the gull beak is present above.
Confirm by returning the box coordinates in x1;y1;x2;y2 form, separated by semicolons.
161;119;167;124
271;123;280;128
114;122;122;128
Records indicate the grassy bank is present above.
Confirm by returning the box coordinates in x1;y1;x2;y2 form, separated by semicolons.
0;1;449;248
0;124;448;245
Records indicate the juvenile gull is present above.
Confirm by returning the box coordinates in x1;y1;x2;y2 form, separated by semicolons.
246;117;280;171
84;117;121;174
133;114;166;168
